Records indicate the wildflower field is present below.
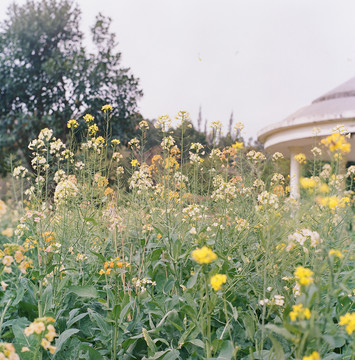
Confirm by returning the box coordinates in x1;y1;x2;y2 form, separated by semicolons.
0;108;354;360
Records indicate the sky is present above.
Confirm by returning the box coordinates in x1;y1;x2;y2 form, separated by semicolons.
1;0;355;141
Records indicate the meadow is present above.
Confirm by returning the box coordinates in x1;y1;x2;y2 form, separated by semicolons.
0;108;354;360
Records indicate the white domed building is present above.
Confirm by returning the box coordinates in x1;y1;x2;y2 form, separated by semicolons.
257;77;355;198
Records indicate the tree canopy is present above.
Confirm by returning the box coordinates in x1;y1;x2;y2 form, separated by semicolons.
0;0;142;168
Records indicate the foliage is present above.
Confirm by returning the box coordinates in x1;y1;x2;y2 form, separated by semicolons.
0;0;142;170
0;109;354;360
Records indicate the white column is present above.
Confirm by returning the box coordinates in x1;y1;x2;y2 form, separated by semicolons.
289;147;301;200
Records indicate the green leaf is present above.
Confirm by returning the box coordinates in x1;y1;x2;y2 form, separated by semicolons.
68;285;98;298
80;344;104;360
269;334;285;359
83;217;98;225
186;268;200;289
266;324;294;341
42;284;53;315
186;339;205;349
217;340;235;360
54;328;80;354
142;328;157;352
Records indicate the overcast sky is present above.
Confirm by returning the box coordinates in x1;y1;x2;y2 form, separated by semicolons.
1;0;355;140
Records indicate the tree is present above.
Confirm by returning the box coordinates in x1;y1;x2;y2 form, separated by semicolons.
0;0;142;168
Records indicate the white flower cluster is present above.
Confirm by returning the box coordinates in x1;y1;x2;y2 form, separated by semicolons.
54;178;78;203
253;179;265;189
75;161;85;170
161;136;175;150
38;128;53;141
112;152;123;162
103;205;124;231
346;165;355;177
182;204;206;222
256;191;279;210
209;148;222;159
129;165;153;194
128;137;140;149
272;152;284;161
81;139;104;153
270;173;285;185
320;164;332;179
174;171;188;189
211;175;238;202
13;166;28;179
155;115;172;131
311;147;322;157
287;229;322;252
132;277;156;293
189;143;205;164
31;155;48;170
247;150;266;162
50;139;66;156
54;170;66;183
235;217;250;232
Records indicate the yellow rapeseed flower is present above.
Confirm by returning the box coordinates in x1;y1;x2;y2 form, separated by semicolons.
329;249;344;259
67;119;78;128
210;274;227;291
289;303;311;321
112;139;121;145
339;312;355;335
302;351;321;360
294;153;306;164
88;124;99;136
294;266;314;286
232;141;244;150
131;159;139;167
300;177;317;189
101;104;113;112
191;246;217;264
321;132;351;154
83;114;94;123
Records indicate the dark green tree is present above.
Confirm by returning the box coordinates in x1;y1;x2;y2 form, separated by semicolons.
0;0;142;168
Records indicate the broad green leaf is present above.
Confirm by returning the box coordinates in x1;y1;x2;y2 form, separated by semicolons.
142;327;157;352
68;285;98;298
54;328;80;354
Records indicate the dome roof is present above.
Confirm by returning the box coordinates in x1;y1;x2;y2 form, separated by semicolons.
313;76;355;103
257;77;355;160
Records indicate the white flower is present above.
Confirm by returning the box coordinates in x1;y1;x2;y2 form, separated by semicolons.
274;295;285;306
189;227;197;235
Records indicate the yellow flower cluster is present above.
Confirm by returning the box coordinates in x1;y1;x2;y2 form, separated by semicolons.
1;228;14;237
300;177;317;189
83;113;94;123
0;342;20;360
317;196;350;210
88;124;99;136
99;257;124;275
339;312;355;335
0;243;32;274
231;141;243;150
112;139;121;145
302;351;321;360
321;132;351;154
67;119;78;128
101;104;113;112
191;246;217;264
210;274;227;291
294;266;314;286
24;317;57;354
131;159;139;167
294;153;306;164
328;249;344;259
289;303;311;321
